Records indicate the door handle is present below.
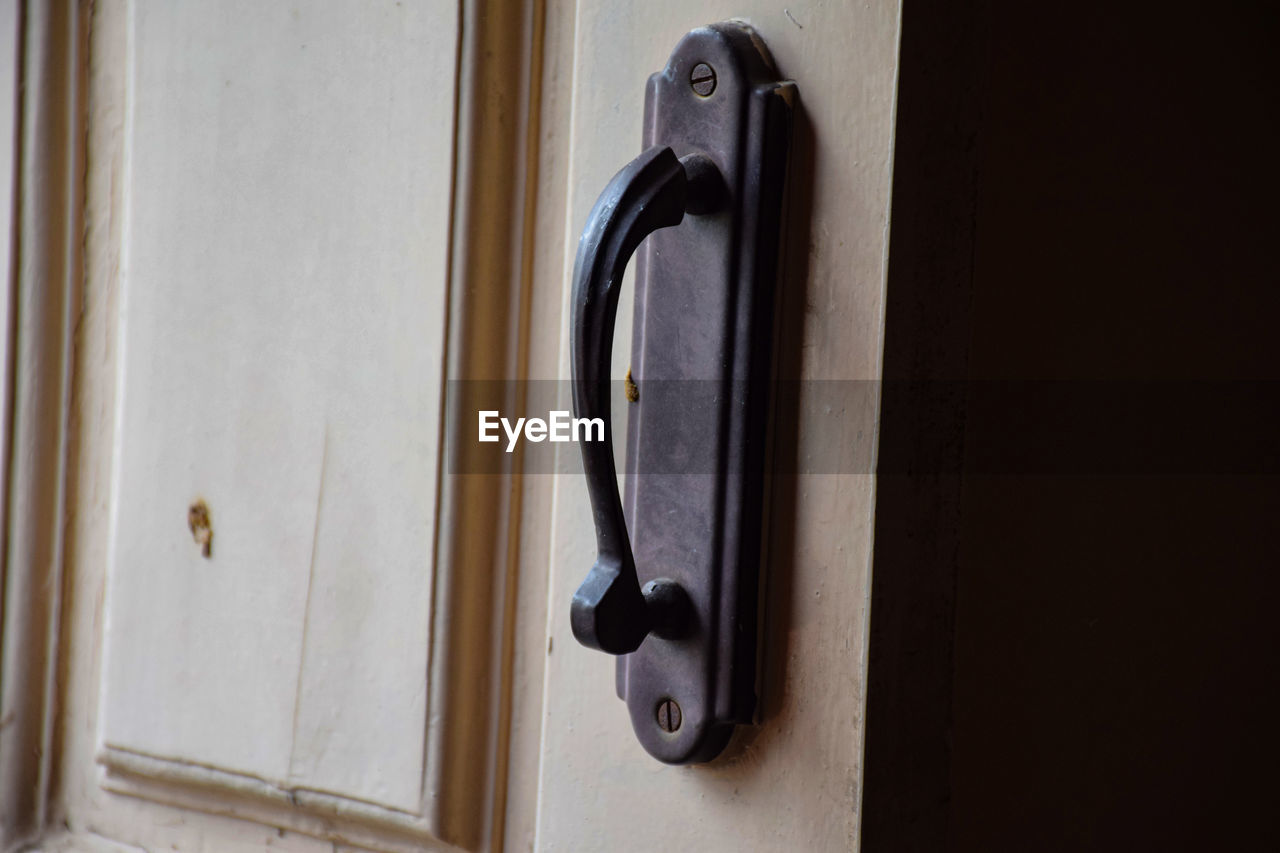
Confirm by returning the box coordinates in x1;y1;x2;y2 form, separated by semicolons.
570;145;719;655
568;22;795;764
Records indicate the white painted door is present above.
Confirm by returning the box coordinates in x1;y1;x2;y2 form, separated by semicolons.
4;1;900;851
529;2;900;850
26;1;533;850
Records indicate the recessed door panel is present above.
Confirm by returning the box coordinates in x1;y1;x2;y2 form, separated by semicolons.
100;0;454;818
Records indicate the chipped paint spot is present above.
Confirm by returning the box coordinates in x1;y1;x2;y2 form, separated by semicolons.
187;499;213;558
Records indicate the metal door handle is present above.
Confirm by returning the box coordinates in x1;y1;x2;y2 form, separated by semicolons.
569;146;718;655
567;22;795;764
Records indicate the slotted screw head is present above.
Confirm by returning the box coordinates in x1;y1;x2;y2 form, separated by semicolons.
690;62;716;96
656;698;682;732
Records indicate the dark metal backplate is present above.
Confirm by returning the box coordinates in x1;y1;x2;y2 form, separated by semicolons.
618;23;794;764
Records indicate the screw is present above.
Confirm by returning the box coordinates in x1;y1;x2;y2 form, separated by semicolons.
656;698;682;732
690;62;716;97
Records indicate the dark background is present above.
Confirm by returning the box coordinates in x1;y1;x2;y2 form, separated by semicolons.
864;1;1280;850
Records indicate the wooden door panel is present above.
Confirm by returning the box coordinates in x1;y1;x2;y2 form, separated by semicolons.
93;0;459;845
532;2;900;849
8;1;898;849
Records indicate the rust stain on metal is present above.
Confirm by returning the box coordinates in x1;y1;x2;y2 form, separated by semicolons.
625;367;639;402
188;499;213;558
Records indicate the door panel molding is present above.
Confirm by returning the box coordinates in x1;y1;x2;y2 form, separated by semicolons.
0;0;86;846
37;1;547;851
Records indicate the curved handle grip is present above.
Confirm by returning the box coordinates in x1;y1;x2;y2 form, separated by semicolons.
569;145;715;653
